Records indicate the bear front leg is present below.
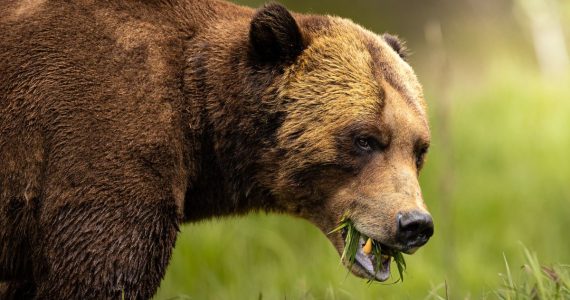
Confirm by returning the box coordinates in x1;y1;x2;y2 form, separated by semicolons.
33;196;181;299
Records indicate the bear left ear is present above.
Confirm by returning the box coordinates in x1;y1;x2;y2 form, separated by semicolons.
383;33;408;60
249;3;306;64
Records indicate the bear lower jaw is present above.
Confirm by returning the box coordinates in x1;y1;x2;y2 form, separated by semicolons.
350;237;392;282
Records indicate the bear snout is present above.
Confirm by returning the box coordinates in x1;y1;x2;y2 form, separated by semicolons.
396;210;434;250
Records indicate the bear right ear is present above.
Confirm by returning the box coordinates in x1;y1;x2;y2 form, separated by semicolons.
249;3;306;64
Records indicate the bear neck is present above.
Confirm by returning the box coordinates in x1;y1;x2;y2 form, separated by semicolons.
181;12;287;221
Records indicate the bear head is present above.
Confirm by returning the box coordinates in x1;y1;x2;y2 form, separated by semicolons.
247;3;434;282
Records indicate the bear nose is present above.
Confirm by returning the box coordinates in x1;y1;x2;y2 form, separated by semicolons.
396;210;434;249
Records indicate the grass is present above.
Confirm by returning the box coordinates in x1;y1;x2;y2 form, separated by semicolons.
496;247;570;300
425;246;570;300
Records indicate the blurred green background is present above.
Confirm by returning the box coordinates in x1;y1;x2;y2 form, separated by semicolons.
155;0;570;299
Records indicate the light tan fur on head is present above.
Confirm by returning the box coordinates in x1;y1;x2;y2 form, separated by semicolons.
274;18;383;189
269;16;431;261
2;0;46;23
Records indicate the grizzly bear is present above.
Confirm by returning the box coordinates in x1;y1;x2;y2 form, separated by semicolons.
0;0;434;298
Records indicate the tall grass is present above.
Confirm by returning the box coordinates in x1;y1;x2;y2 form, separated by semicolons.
423;246;570;300
497;247;570;300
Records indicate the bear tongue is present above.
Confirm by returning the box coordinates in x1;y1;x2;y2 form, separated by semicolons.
354;237;391;282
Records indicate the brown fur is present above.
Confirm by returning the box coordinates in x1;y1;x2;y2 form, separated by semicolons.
1;0;431;298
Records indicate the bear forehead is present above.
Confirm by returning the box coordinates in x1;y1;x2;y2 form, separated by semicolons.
280;16;426;121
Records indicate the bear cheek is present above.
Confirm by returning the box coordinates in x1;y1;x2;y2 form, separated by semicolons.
278;176;349;230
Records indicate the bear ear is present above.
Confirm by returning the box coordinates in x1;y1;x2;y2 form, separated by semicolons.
249;3;306;64
383;33;408;60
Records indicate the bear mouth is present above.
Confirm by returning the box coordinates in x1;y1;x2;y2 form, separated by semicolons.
341;229;398;282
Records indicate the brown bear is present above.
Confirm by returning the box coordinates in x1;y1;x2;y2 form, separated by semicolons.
0;0;434;298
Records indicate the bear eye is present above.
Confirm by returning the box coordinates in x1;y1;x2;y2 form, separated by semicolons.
355;137;375;153
415;147;428;169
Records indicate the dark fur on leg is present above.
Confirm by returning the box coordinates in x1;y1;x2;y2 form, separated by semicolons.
33;200;180;299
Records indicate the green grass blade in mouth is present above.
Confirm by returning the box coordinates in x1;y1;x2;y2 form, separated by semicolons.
393;251;406;282
328;222;348;236
330;217;407;283
329;218;359;266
